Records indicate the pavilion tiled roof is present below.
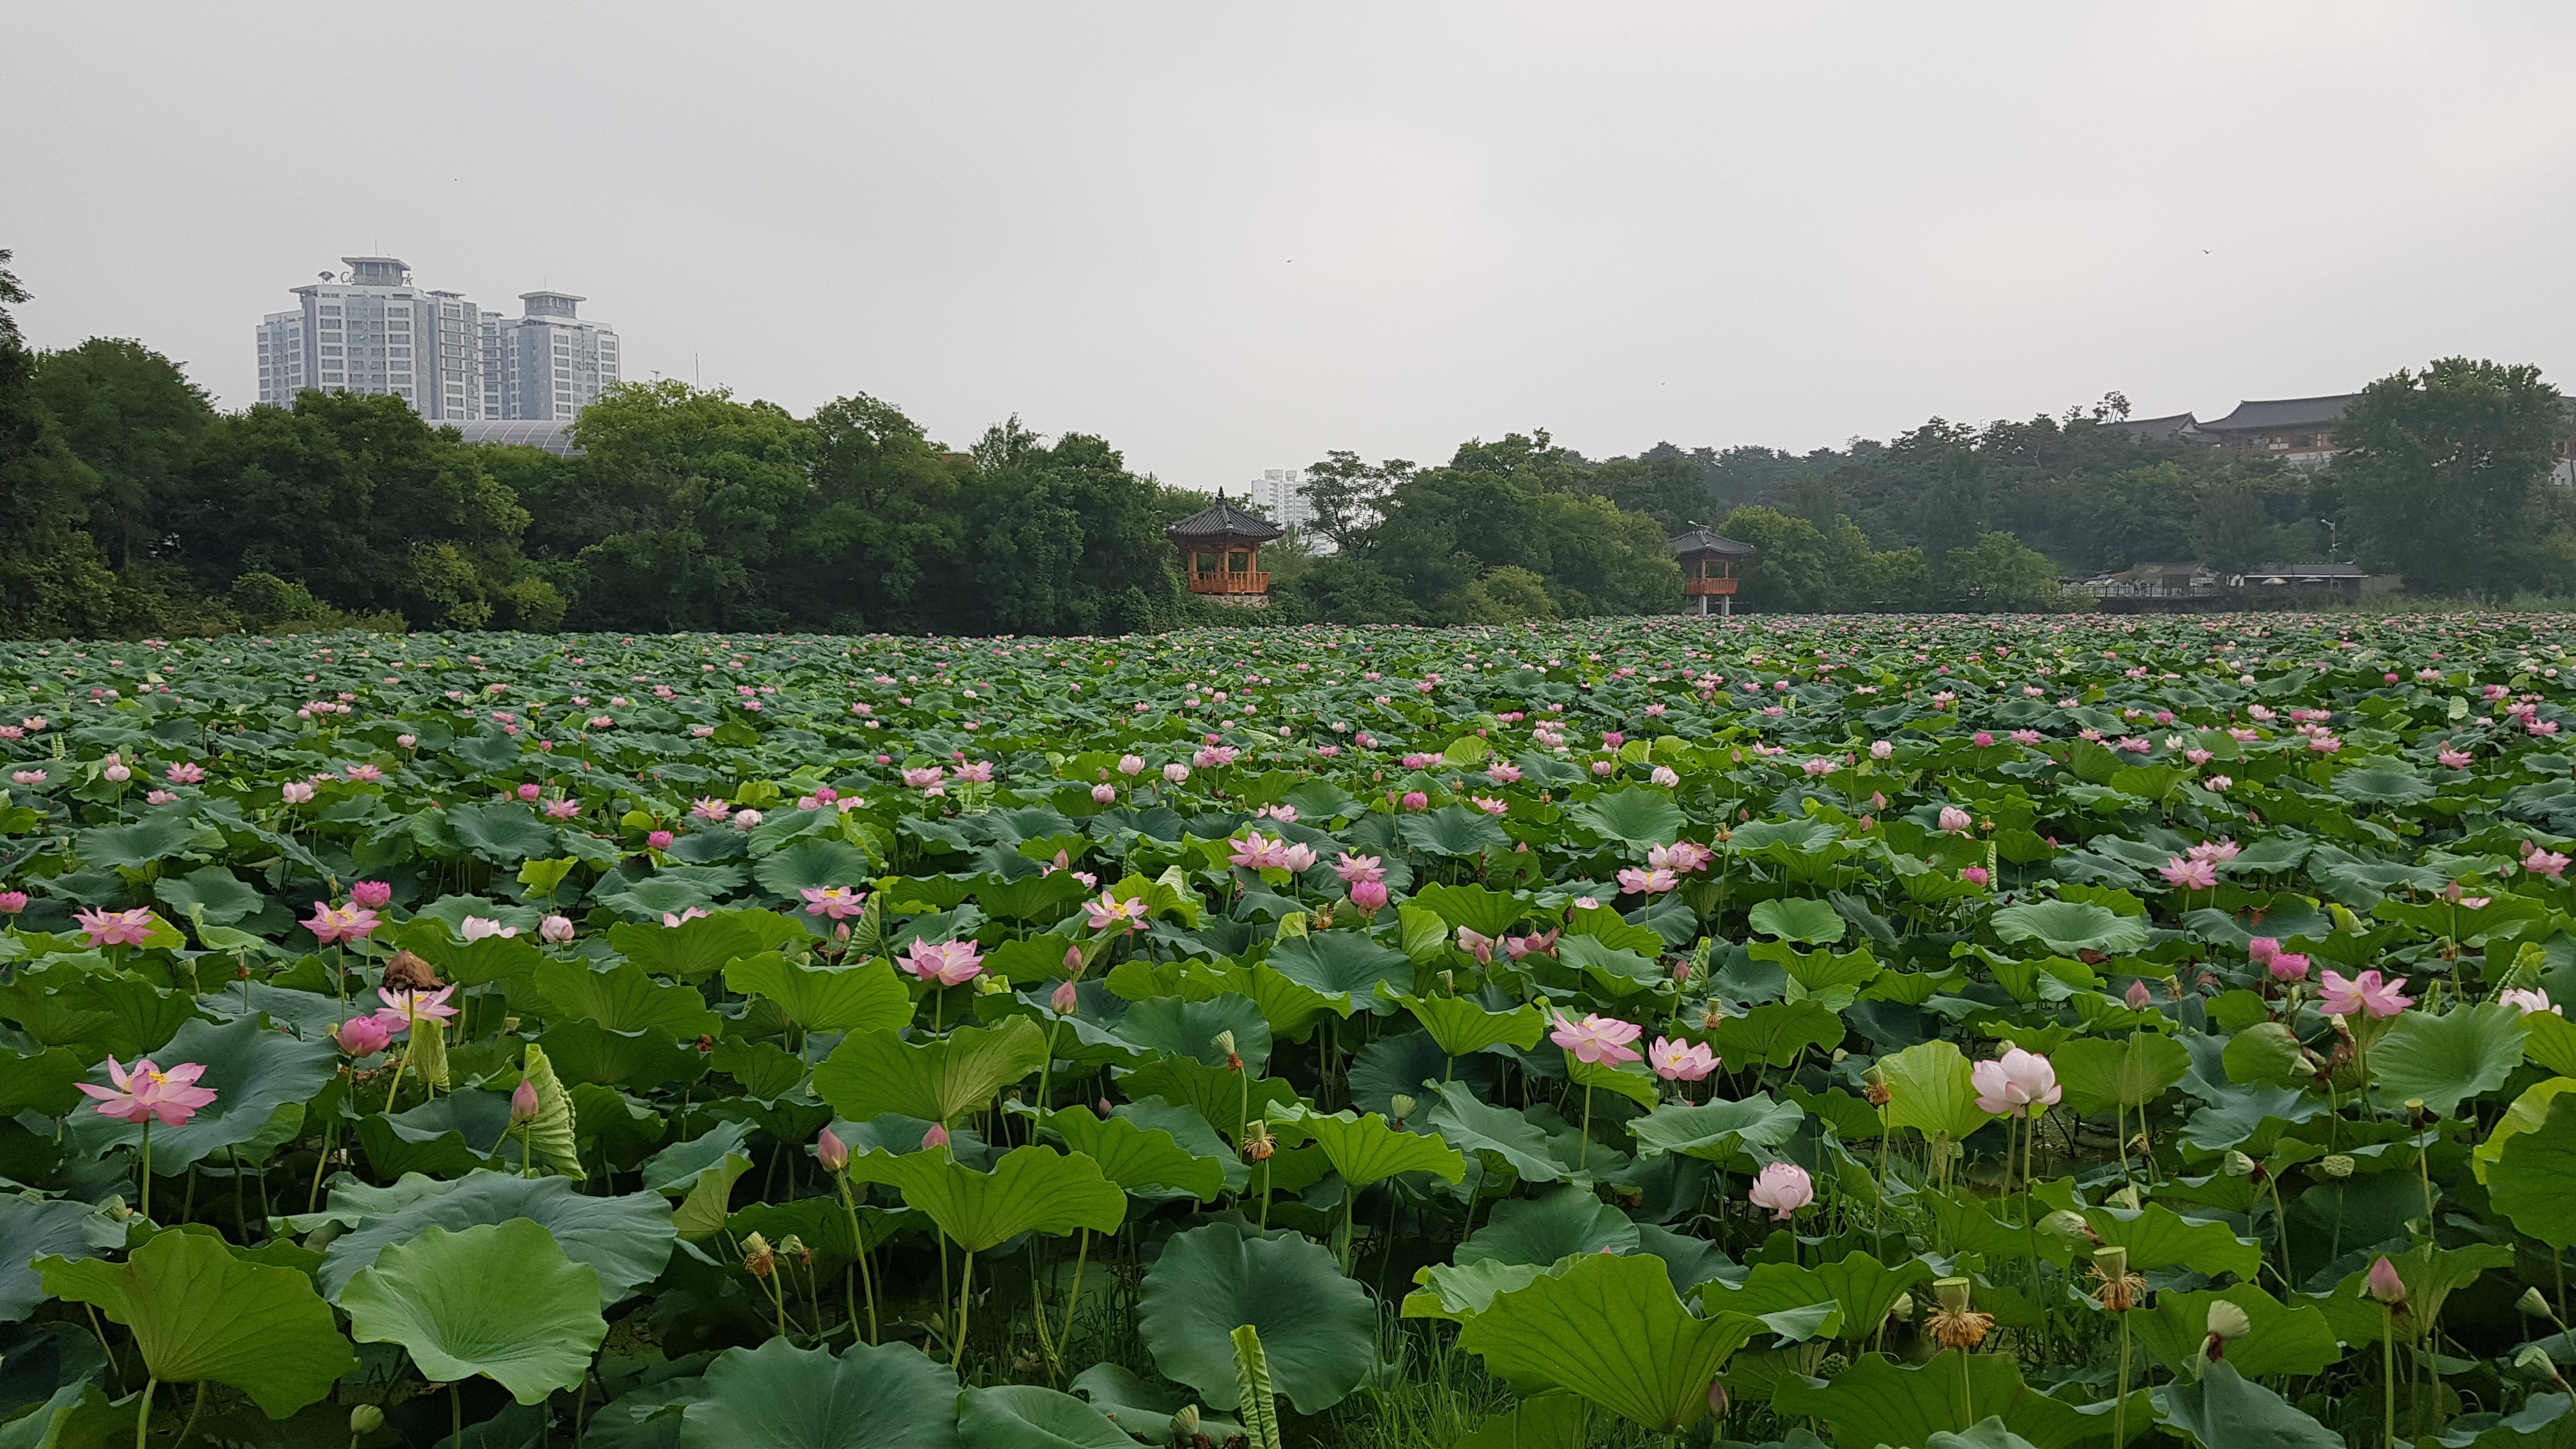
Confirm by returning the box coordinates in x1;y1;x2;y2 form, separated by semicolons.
1667;528;1756;556
1167;493;1285;544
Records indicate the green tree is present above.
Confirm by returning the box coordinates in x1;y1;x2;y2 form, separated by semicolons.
791;394;972;632
0;254;145;636
1300;452;1413;551
1941;531;2071;611
2338;358;2568;597
30;339;212;571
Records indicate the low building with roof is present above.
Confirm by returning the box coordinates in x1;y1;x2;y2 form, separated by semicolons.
1167;492;1285;606
2195;395;2363;471
1668;527;1756;616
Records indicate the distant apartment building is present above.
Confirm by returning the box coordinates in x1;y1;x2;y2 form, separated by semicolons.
480;292;620;422
258;257;617;422
1244;468;1317;530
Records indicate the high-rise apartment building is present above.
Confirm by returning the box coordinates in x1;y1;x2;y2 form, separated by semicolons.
259;257;617;422
256;257;484;420
480;292;620;422
1245;468;1317;532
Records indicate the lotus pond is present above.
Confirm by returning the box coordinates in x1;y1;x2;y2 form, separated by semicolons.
9;614;2576;1448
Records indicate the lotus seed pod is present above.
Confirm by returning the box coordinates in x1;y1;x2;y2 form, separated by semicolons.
1885;1292;1913;1320
2518;1344;2559;1374
1170;1404;1201;1441
2038;1209;2094;1247
1933;1276;1974;1314
2320;1154;2354;1178
2093;1245;2130;1279
1212;1031;1237;1058
2222;1150;2256;1177
2521;1287;2554;1317
1388;1094;1417;1121
349;1405;385;1434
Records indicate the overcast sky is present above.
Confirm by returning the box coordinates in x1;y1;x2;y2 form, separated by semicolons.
8;4;2573;485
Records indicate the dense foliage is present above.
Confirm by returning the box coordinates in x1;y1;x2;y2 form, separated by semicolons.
12;613;2576;1446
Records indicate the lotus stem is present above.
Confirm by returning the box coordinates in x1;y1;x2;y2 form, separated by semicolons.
139;1119;153;1220
134;1377;155;1449
837;1172;878;1344
1057;1228;1089;1358
2114;1309;2131;1447
952;1247;976;1372
2383;1307;2397;1449
1579;1082;1594;1172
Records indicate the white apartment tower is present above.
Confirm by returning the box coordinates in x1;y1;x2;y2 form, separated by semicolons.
480;293;620;422
259;257;617;422
1245;468;1317;532
255;257;484;420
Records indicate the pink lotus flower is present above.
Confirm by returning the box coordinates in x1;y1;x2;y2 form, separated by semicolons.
1086;891;1147;933
460;916;518;942
731;809;763;831
335;1016;394;1055
0;891;26;914
1649;840;1714;874
2366;1255;2407;1306
75;1055;216;1126
1333;852;1386;884
664;907;712;927
1505;928;1561;961
1617;866;1678;896
802;885;866;919
1471;794;1509;816
344;763;384;783
375;984;458;1033
2161;857;2219;891
1456;928;1498;964
1747;1161;1814;1220
2269;952;2312;983
350;880;394;910
164;762;204;785
923;1122;952;1150
1487;763;1522;785
2248;937;2280;967
2204;775;2233;792
75;907;157;949
1229;832;1289;870
2186;839;2240;863
1092;783;1117;803
2438;748;2473;769
691;797;731;821
1549;1012;1643;1066
1279;841;1319;873
647;829;675;850
1163;763;1191;785
1938;806;1972;834
2526;845;2570;880
1648;1037;1718;1081
303;902;380;944
2126;978;2155;1009
1971;1046;2062;1117
1960;866;1990;888
280;781;316;804
1117;754;1146;776
2500;987;2562;1016
544;797;582;819
903;939;986;987
1348;879;1390;913
2318;969;2411;1018
1401;790;1429;811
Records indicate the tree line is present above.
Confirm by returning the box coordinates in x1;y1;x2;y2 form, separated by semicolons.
4;247;2564;638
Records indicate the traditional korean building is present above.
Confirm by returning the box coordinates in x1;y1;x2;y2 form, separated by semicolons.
1167;493;1285;606
1668;527;1756;616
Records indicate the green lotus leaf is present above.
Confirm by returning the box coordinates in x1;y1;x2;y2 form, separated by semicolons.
751;836;871;899
1701;1252;1932;1346
1273;1103;1466;1190
676;1338;960;1448
1567;789;1687;849
1427;1085;1572;1184
537;956;726;1038
341;1219;604;1404
318;1170;674;1306
1262;932;1414;1015
446;802;562;863
0;1043;85;1117
2081;1203;2263;1279
1708;1000;1843;1070
2331;765;2436;807
1404;1257;1568;1322
2052;1030;2191;1115
76;816;205;873
2369;1002;2528;1117
1041;1105;1225;1199
1113;992;1273;1072
1774;1349;2144;1449
722;954;910;1034
1456;1250;1756;1435
2221;1021;2314;1090
2474;1077;2576;1183
2307;1241;2513;1345
0;1197;102;1322
1397;804;1514;857
848;1144;1124;1252
1556;933;1667;996
1407;883;1534;939
815;1016;1049;1124
36;1227;352;1416
1115;1056;1301;1147
1625;1096;1805;1164
1138;1219;1376;1414
151;864;264;926
61;1011;335;1172
2490;1091;2576;1249
1930;1421;2045;1449
955;1386;1136;1449
1988;901;2149;956
1748;897;1846;945
1390;992;1545;1058
2152;1360;2343;1449
1876;1039;1997;1144
606;910;783;983
2126;1285;2343;1379
538;1018;712;1089
1458;1184;1640;1266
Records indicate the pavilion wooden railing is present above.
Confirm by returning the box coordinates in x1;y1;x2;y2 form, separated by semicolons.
1190;572;1270;595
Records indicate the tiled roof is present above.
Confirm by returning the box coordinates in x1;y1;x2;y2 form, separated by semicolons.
1166;493;1284;544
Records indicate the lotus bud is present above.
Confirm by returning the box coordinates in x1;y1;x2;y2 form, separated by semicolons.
1438;969;1455;995
2365;1254;2407;1307
2521;1287;2554;1317
1063;945;1085;976
1706;1377;1729;1416
510;1079;540;1126
2126;978;2154;1009
1051;979;1080;1015
350;1404;386;1435
1170;1404;1201;1441
1388;1094;1417;1124
2320;1154;2354;1179
923;1123;951;1151
2517;1344;2564;1385
2222;1150;2257;1177
2039;1209;2096;1248
817;1127;849;1173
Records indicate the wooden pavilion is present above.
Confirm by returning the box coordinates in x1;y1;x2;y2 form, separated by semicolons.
1669;527;1756;615
1167;492;1285;606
